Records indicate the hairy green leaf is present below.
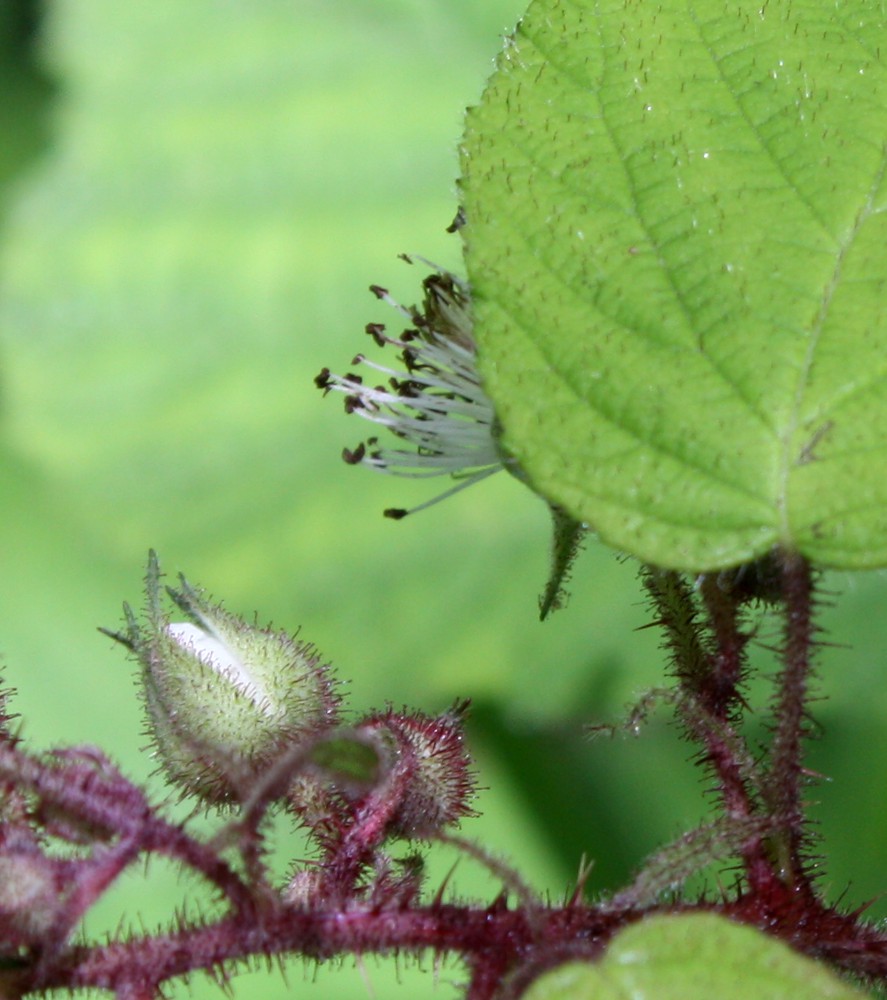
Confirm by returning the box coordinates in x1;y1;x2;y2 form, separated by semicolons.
461;0;887;570
522;913;869;999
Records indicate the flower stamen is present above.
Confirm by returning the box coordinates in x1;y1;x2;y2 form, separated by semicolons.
316;257;506;518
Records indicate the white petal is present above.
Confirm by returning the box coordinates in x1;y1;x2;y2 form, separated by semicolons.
166;622;272;714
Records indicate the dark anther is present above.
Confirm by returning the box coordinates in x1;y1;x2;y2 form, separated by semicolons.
384;508;409;520
366;322;387;346
343;443;367;464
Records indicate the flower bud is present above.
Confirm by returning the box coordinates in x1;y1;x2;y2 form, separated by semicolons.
0;848;61;945
106;552;340;806
286;731;386;839
355;702;477;839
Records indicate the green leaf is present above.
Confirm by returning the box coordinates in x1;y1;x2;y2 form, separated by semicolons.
521;913;870;999
461;0;887;571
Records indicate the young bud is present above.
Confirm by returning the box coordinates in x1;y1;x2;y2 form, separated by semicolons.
0;848;62;945
286;731;386;841
356;702;477;839
104;552;340;806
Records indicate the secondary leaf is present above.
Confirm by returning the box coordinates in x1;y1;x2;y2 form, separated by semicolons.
461;0;887;571
522;913;869;999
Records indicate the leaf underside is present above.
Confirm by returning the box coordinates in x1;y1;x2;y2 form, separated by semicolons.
461;0;887;571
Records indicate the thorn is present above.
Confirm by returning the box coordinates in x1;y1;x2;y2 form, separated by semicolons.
487;889;509;912
431;861;460;909
799;766;830;781
568;854;594;907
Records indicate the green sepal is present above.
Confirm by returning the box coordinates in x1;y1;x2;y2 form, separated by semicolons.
539;505;587;620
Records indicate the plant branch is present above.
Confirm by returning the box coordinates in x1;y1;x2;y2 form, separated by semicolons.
21;891;887;997
641;567;772;889
764;549;817;886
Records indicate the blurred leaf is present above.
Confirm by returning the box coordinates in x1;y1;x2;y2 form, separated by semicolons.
0;442;142;751
461;0;887;572
471;704;708;895
0;0;663;731
522;913;870;1000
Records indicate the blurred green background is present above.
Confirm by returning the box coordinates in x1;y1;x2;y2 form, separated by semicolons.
1;1;886;997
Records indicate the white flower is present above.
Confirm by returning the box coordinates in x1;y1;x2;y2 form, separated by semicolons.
165;621;274;717
316;257;506;518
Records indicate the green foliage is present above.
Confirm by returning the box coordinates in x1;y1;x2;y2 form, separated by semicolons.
2;0;887;996
522;914;869;1000
461;0;887;572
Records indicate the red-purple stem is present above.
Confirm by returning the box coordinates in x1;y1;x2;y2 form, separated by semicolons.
765;550;816;886
19;891;887;997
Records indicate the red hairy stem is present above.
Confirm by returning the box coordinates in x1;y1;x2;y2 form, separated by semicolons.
465;952;514;1000
316;757;414;902
114;982;159;1000
0;743;257;918
144;818;258;915
698;573;748;713
765;550;816;886
21;894;887;996
643;569;773;890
